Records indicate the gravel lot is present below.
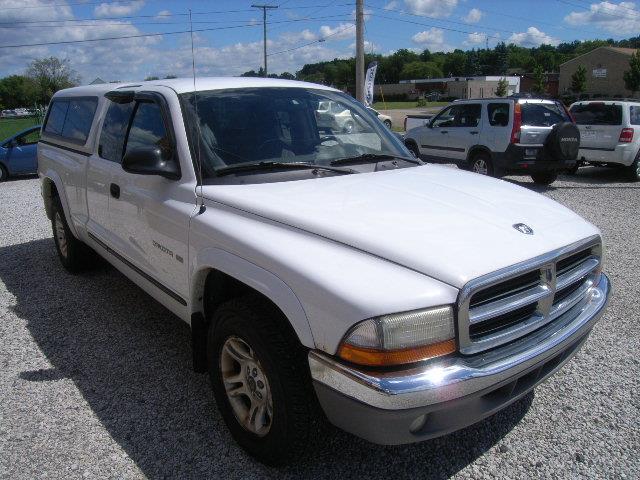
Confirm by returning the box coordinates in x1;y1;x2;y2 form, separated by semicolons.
1;169;638;479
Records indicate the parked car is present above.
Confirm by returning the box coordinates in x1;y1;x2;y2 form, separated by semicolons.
366;107;392;128
569;100;640;181
0;125;41;181
404;97;580;185
316;100;357;133
38;78;610;466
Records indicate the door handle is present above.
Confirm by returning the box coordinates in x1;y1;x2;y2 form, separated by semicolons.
110;183;120;199
440;130;448;134
470;131;479;135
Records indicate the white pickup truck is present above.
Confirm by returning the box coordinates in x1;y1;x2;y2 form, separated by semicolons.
38;78;610;466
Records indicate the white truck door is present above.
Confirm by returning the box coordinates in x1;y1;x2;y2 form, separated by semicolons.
107;97;193;301
419;104;465;162
87;100;134;243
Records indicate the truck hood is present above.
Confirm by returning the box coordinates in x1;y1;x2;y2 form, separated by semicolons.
202;166;599;288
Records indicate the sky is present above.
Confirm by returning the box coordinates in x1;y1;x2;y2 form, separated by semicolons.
0;0;639;83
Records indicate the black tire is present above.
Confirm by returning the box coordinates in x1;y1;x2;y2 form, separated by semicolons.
384;119;392;129
544;122;580;161
627;153;640;182
51;195;96;273
405;141;420;159
0;163;8;182
469;152;494;176
531;171;558;185
343;120;354;134
566;162;580;175
208;295;322;466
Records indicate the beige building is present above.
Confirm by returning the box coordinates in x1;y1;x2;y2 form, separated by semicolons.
559;46;637;97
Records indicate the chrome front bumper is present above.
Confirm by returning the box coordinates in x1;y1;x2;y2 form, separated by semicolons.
310;274;610;444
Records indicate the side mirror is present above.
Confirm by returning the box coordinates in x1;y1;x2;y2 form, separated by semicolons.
122;146;180;180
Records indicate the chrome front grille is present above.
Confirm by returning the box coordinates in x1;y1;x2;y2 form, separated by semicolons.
457;236;602;355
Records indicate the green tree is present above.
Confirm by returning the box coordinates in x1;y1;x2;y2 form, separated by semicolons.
571;65;587;94
532;64;546;94
623;50;640;96
495;77;508;97
399;61;442;80
144;75;159;81
164;74;178;79
0;75;37;109
442;50;467;76
26;57;80;104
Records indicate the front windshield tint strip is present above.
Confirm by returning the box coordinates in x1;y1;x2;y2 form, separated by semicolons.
179;87;408;182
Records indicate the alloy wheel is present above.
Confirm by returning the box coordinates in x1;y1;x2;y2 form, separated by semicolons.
472;158;488;175
220;336;273;437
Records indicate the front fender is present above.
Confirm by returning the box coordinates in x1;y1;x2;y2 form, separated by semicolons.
191;247;315;348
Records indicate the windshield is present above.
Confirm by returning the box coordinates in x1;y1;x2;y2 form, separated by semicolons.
180;87;407;180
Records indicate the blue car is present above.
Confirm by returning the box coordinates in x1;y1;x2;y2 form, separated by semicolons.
0;125;41;181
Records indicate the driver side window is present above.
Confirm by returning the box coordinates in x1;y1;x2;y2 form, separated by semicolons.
124;102;171;158
431;106;456;128
17;129;40;145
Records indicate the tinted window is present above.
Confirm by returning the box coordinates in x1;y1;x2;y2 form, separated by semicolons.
62;99;98;141
629;106;640;126
521;102;568;127
570;103;622;125
125;102;170;156
99;101;134;162
432;104;481;128
44;101;69;135
44;97;98;143
488;103;510;126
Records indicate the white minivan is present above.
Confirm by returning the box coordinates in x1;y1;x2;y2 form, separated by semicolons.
569;100;640;180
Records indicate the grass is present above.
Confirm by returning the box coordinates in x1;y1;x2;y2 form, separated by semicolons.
372;101;450;110
0;117;41;140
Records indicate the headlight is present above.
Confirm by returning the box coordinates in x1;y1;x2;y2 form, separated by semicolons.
337;305;456;366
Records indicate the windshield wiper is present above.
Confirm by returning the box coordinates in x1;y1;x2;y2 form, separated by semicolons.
214;161;356;177
330;153;421;166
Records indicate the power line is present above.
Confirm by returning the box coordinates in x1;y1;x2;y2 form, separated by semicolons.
369;13;503;41
556;0;640;19
267;23;355;56
0;15;352;50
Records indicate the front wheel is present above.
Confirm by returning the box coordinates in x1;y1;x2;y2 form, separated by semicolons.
208;295;321;466
384;119;392;129
342;121;354;134
0;164;8;182
531;171;558;185
405;141;420;159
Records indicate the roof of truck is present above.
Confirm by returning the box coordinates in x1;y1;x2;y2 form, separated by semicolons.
53;77;338;98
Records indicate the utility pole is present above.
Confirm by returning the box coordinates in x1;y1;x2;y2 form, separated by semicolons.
355;0;365;102
252;4;278;77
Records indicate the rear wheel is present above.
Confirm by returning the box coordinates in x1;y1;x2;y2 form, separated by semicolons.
405;141;420;159
343;120;354;134
0;164;8;182
384;119;392;129
469;152;494;176
51;196;96;273
627;154;640;182
531;171;558;185
566;162;580;175
208;295;322;466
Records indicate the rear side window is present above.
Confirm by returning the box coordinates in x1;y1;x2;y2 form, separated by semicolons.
488;103;510;126
521;102;568;127
44;97;98;143
98;101;135;162
570;103;622;125
630;106;640;126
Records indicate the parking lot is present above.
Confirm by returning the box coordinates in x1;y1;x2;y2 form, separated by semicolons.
0;169;638;479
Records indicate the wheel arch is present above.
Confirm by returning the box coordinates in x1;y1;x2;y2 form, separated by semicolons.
466;145;492;164
40;173;81;238
190;248;315;372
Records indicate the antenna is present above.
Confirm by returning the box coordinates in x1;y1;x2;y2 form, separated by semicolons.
189;9;204;212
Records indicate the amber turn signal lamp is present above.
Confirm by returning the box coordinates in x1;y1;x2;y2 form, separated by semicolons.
338;339;456;367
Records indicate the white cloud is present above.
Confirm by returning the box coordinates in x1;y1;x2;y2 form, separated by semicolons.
507;27;559;47
319;22;356;40
463;32;487;46
404;0;458;18
564;1;640;34
384;1;398;10
411;28;453;52
94;1;145;18
154;10;171;21
463;8;483;23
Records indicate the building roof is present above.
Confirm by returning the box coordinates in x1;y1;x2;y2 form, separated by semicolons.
53;77;338;98
559;46;638;67
400;75;520;84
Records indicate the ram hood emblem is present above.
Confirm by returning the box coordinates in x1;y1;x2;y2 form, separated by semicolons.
513;223;534;235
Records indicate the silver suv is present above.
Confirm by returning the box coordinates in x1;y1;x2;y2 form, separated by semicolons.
404;97;580;185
